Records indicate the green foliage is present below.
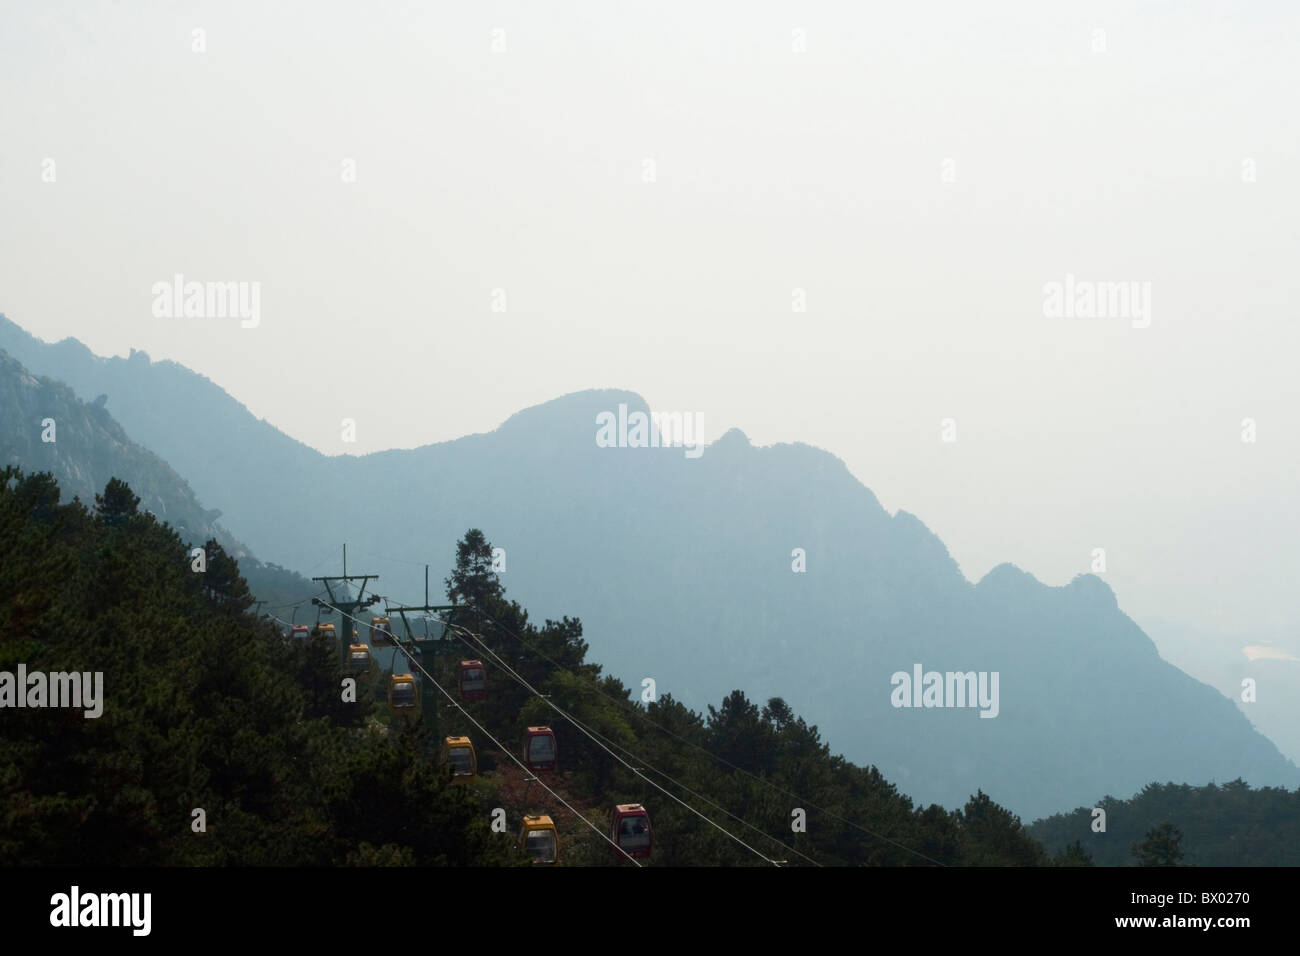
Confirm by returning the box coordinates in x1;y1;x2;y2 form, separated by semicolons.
0;489;1075;867
444;529;501;610
1029;780;1300;866
956;791;1049;866
1131;822;1184;867
0;349;319;614
94;477;140;525
1052;840;1095;867
0;469;517;866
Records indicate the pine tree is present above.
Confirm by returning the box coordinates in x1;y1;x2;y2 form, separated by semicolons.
1132;822;1185;866
444;528;502;609
93;476;140;524
1053;840;1095;866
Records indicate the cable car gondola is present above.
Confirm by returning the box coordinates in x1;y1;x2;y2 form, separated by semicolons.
442;736;477;783
346;643;372;671
370;616;394;647
291;625;310;640
388;673;419;716
517;815;558;865
315;623;336;642
458;660;486;701
610;804;652;859
523;726;557;772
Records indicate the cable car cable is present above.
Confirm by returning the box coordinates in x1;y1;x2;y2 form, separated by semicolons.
359;585;941;867
443;624;823;867
344;547;430;569
325;603;640;866
259;589;330;613
304;545;347;574
435;606;947;867
437;620;781;867
320;602;642;866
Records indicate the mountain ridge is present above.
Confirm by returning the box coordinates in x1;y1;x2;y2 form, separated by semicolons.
0;341;318;611
2;313;1294;819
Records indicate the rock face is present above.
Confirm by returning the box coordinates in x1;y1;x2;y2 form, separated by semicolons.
0;348;230;548
0;345;315;610
3;315;1297;820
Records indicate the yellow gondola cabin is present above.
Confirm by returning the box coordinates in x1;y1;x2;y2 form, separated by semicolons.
518;815;558;865
442;736;476;783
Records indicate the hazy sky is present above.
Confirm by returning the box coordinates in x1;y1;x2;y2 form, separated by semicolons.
2;1;1297;651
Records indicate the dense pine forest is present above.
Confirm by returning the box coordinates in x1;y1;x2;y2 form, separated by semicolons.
0;468;510;865
2;468;1295;866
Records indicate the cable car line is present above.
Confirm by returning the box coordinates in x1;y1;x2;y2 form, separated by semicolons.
305;543;350;574
264;611;319;642
319;601;641;866
443;622;823;868
258;589;330;613
265;609;318;631
458;629;821;866
435;607;947;867
323;602;639;865
446;621;793;866
318;581;940;867
344;547;431;569
438;620;782;867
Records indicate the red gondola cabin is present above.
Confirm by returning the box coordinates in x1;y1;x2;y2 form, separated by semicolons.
610;804;652;860
458;660;486;701
523;726;557;772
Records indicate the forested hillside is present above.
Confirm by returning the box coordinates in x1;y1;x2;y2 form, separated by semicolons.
2;469;1063;866
0;349;231;550
1030;780;1300;866
0;347;315;609
0;468;511;865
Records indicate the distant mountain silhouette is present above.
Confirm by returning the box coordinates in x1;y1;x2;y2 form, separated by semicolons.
1143;616;1300;766
0;341;316;611
3;313;1296;819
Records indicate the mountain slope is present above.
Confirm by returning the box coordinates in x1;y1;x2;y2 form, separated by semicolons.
3;315;1296;819
1141;616;1300;766
0;344;315;610
0;348;232;546
0;466;510;866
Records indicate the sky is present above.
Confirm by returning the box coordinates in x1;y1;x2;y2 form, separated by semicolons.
1;1;1297;652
